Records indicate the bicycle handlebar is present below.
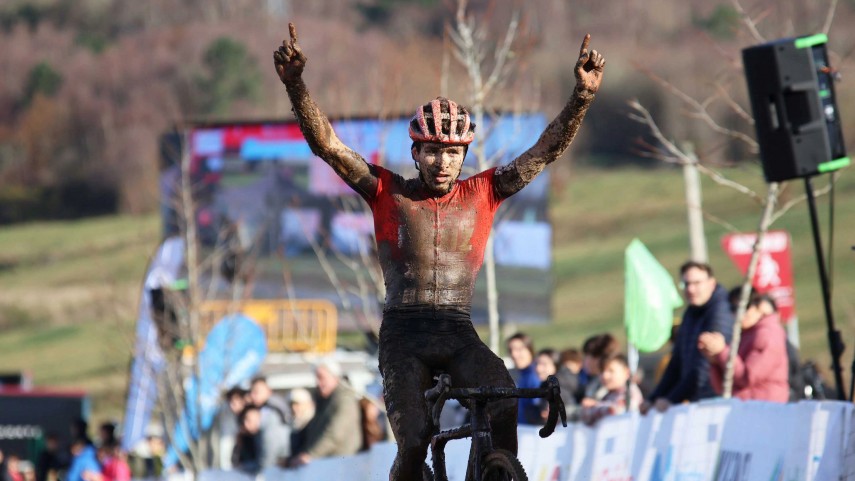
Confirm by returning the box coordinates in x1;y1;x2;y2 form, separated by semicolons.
424;374;567;438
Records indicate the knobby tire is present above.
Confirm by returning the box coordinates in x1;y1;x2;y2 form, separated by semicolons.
480;449;528;481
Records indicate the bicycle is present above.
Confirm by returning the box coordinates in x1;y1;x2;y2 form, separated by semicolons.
423;373;567;481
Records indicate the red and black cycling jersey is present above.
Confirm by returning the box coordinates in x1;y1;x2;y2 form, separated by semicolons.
364;165;505;311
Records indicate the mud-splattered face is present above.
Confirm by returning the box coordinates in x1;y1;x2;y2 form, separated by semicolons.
413;143;466;195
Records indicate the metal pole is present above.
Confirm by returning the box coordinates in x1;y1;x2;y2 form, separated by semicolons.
803;176;846;400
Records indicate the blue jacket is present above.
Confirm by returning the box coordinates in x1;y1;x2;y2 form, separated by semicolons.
650;284;734;403
510;363;542;424
66;445;100;481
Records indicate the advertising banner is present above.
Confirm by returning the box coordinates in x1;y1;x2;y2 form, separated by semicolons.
721;230;796;323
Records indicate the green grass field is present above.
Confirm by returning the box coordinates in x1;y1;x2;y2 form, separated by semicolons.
1;164;853;422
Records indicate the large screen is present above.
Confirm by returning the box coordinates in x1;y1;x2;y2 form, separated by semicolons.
162;113;552;330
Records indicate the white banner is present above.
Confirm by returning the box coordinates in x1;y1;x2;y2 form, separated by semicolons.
196;400;852;481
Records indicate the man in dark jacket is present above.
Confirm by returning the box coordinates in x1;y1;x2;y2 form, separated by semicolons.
642;261;734;413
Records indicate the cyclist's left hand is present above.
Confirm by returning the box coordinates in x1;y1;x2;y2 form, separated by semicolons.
574;34;605;94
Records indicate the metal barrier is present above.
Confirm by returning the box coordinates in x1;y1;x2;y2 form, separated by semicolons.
199;299;338;353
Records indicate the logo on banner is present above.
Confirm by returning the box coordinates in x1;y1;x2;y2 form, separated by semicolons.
715;450;752;481
721;230;796;323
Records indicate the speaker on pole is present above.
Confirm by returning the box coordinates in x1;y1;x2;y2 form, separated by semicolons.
742;34;849;182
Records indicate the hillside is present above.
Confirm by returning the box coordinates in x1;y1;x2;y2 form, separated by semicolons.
1;164;853;421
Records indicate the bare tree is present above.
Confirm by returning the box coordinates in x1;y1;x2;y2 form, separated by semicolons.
448;0;527;353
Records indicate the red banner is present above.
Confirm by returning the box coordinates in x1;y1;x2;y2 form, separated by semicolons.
721;230;796;323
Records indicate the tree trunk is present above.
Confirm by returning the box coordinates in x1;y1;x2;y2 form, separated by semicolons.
682;143;708;263
723;182;780;397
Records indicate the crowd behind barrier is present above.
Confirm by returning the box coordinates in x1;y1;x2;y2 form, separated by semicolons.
192;398;855;481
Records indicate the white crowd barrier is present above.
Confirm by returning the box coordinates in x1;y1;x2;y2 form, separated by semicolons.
195;399;854;481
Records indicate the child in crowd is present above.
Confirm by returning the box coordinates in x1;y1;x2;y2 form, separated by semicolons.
580;353;642;426
579;334;619;404
98;443;131;481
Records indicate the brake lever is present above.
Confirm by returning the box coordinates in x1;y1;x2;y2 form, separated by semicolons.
538;376;566;438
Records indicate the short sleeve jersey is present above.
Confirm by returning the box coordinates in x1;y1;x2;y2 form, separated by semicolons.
365;165;505;311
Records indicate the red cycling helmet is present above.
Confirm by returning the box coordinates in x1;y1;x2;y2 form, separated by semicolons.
408;97;475;145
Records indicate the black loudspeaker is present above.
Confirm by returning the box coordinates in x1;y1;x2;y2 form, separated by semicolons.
742;34;849;182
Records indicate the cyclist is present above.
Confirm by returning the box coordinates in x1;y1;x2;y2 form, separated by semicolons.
274;23;605;480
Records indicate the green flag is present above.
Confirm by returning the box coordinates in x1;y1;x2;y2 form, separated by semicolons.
624;238;683;352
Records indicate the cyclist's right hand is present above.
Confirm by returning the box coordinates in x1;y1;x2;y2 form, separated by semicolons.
274;22;307;83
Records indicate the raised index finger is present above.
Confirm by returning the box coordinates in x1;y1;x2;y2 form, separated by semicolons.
578;34;591;57
289;22;298;44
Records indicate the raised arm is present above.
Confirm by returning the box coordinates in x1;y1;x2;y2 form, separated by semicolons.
274;23;377;199
494;34;605;198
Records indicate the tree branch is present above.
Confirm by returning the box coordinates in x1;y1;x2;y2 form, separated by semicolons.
768;178;834;224
730;0;766;43
628;99;764;203
822;0;839;34
635;65;759;151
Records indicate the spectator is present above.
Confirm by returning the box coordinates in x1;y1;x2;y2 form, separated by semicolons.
535;349;559;382
0;450;5;481
97;444;130;481
128;429;163;480
738;290;804;401
36;433;66;481
249;377;291;468
579;334;620;404
289;360;361;466
556;348;583;420
535;349;579;423
66;438;100;481
70;419;93;447
96;422;117;449
643;261;734;413
5;453;22;481
699;289;789;402
506;332;541;425
288;387;316;456
653;324;680;386
558;348;582;383
18;461;34;481
232;406;262;474
580;354;643;425
218;387;248;469
359;396;384;452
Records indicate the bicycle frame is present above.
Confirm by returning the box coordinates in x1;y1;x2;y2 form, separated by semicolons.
426;376;566;480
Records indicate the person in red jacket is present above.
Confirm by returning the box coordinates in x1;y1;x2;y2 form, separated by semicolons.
698;289;789;402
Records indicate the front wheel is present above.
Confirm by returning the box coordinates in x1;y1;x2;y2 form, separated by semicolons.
423;461;436;481
480;449;528;481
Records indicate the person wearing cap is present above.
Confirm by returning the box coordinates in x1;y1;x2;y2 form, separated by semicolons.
286;387;316;457
274;23;604;480
288;361;361;466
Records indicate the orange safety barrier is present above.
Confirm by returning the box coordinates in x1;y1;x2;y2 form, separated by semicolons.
199;299;338;353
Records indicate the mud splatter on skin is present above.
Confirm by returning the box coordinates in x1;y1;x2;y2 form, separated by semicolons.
279;24;602;481
283;77;378;200
370;171;497;310
284;71;595;312
494;87;595;197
